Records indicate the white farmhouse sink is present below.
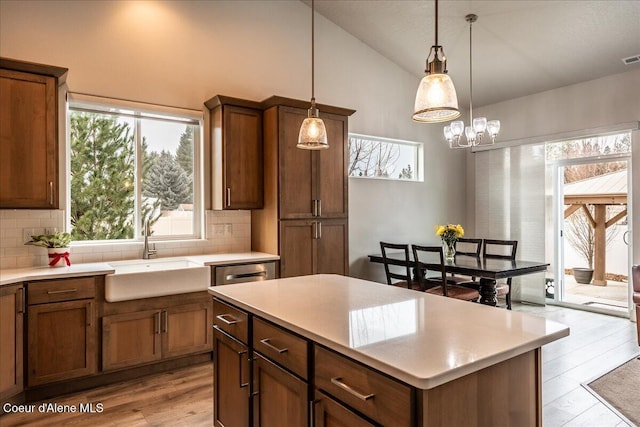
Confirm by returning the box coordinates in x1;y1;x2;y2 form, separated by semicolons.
105;257;210;302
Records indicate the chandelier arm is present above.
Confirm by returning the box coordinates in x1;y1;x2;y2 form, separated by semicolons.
468;16;473;124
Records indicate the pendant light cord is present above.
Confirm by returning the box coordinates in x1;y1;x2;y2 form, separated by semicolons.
311;0;315;104
468;16;473;122
434;0;438;46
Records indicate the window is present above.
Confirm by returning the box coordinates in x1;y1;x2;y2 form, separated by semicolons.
348;133;423;181
68;94;202;242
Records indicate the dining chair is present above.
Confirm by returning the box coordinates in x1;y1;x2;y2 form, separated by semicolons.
447;238;483;285
411;244;479;301
483;239;518;309
379;242;420;291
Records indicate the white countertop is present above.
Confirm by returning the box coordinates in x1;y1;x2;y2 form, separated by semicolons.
209;274;569;390
0;252;279;286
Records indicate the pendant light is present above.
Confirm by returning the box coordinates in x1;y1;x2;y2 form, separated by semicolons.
444;14;500;148
298;0;328;150
412;0;460;123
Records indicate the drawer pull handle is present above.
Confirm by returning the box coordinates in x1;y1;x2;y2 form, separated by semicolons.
47;288;78;294
216;314;239;325
259;338;288;354
330;377;375;401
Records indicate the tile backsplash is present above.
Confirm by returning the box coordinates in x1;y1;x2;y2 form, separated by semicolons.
0;210;251;269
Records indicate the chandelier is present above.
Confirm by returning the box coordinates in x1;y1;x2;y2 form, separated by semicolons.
444;14;500;148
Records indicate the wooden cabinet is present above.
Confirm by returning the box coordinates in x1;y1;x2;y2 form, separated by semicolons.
252;97;354;278
252;354;308;426
26;277;98;387
103;299;212;371
0;284;24;401
314;391;376;427
102;310;162;371
279;218;348;277
0;58;67;209
206;95;263;210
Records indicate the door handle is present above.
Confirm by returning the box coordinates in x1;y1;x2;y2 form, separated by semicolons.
238;350;249;388
623;230;629;245
226;187;231;207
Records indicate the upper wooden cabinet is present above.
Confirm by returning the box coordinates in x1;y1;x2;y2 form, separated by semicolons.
276;105;349;219
206;95;263;210
0;58;67;209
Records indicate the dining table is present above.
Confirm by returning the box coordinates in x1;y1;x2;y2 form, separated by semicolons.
368;252;549;306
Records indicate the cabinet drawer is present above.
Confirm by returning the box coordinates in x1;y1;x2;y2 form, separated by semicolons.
314;346;413;427
212;298;248;344
28;277;96;305
253;317;308;380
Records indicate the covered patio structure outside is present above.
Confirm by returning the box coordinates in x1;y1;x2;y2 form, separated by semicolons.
564;170;627;286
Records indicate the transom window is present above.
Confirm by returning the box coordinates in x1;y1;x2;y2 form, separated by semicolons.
348;133;423;181
67;94;202;242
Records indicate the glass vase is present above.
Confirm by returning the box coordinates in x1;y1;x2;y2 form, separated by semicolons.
443;241;456;262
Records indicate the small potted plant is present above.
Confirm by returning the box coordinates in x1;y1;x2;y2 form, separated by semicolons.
25;232;73;267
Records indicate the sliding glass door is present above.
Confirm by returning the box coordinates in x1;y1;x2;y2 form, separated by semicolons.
550;135;631;317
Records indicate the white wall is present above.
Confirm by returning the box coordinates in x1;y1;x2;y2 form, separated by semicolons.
0;0;466;276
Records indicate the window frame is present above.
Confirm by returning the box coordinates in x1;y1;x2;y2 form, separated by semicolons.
66;93;204;243
347;133;424;182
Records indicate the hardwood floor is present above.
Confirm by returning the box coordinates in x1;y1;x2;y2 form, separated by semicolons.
514;303;638;426
1;304;637;426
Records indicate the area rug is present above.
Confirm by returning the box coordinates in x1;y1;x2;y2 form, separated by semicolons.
585;354;640;426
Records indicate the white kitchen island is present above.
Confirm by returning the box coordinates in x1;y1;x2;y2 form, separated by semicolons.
209;274;569;426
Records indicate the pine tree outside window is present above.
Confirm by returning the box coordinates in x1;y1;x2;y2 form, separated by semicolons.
67;94;202;242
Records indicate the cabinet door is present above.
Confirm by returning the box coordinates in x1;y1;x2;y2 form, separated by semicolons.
316;219;348;276
163;302;213;359
314;391;375;427
0;69;57;208
214;327;250;427
102;310;162;371
252;354;308;427
316;113;348;218
0;285;24;400
223;105;263;209
279;107;316;219
28;299;96;386
279;220;315;278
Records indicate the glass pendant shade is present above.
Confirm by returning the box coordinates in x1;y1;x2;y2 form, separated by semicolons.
465;126;476;143
472;117;487;134
443;126;454;141
487;120;501;137
297;107;328;149
413;73;460;123
450;120;464;137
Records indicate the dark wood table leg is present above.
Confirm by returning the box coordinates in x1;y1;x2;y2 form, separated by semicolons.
479;277;498;306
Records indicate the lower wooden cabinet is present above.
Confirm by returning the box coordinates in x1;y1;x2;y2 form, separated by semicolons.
103;301;212;371
314;391;375;427
27;299;97;387
0;284;24;400
214;326;250;427
279;218;348;278
252;354;308;426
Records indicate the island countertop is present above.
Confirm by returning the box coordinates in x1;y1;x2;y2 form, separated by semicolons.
208;274;569;389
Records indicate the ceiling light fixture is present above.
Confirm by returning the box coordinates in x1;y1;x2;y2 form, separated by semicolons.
444;14;500;148
412;0;460;123
298;0;328;150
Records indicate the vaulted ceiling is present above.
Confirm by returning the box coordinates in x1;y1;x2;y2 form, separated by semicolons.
308;0;640;108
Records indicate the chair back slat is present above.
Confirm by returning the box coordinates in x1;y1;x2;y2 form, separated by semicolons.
454;238;482;258
483;239;518;260
380;242;412;288
411;244;447;295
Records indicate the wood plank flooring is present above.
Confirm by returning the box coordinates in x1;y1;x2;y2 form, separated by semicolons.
1;304;637;426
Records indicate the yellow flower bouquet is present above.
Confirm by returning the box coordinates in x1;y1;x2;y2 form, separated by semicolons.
435;224;464;260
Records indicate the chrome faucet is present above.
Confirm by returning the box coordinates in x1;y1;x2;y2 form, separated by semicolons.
142;219;157;259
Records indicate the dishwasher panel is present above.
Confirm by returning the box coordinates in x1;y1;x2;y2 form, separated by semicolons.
214;262;276;285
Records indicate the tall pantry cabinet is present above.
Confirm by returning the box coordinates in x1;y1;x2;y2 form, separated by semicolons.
252;97;355;278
